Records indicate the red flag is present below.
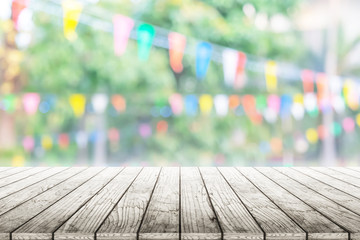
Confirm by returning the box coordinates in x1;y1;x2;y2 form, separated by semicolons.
301;69;314;93
168;32;186;73
11;0;29;29
234;52;247;89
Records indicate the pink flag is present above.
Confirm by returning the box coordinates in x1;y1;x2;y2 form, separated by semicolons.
113;15;134;56
169;93;183;115
23;93;40;115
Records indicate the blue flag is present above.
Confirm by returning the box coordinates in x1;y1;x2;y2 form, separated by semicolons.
185;95;198;116
196;42;212;80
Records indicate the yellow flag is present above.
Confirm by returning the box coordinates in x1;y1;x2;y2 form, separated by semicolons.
69;94;86;117
265;61;277;92
293;93;303;104
62;0;83;41
343;79;359;110
42;135;53;150
199;94;213;114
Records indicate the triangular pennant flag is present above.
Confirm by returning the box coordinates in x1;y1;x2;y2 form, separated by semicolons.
301;69;314;93
228;95;241;111
222;48;238;87
199;94;213;115
137;24;155;61
214;94;229;116
185;95;198;116
69;94;86;118
196;42;212;80
267;94;280;114
316;73;331;112
280;94;292;118
343;79;359;110
113;15;134;56
11;0;29;29
304;92;318;117
265;60;277;92
291;94;305;120
62;0;83;41
23;93;40;115
111;94;126;113
235;51;247;89
243;94;262;124
169;93;183;115
92;93;108;114
168;32;186;73
256;95;267;112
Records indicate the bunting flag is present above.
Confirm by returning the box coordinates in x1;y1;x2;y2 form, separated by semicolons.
22;136;34;152
222;49;238;87
265;60;277;92
2;94;17;113
301;69;314;93
58;133;70;149
62;0;83;41
196;42;212;80
111;94;126;113
137;24;155;61
280;94;292;118
235;51;247;89
69;94;86;118
11;0;29;29
199;94;213;115
214;94;228;116
242;94;262;124
228;95;241;111
22;93;40;115
291;94;304;120
343;79;359;110
168;32;186;73
41;135;53;150
255;95;267;112
316;73;331;112
267;94;280;114
92;94;108;114
113;15;134;56
169;93;183;115
185;95;198;116
304;92;318;117
156;120;168;134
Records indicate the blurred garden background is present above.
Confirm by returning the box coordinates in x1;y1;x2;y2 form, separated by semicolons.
0;0;360;167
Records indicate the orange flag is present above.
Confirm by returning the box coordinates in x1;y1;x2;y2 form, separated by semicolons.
168;32;186;73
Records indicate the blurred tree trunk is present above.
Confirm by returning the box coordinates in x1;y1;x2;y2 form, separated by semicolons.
321;0;338;166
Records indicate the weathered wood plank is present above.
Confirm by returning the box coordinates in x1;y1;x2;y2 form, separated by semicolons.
97;167;161;240
54;167;142;240
238;167;347;240
329;167;360;179
199;167;263;240
181;167;221;240
311;167;360;187
0;167;12;174
258;168;360;239
0;167;68;200
138;167;179;240
276;168;360;217
0;167;105;240
12;168;123;240
0;167;86;215
0;168;48;187
219;168;305;240
0;168;31;179
294;167;360;200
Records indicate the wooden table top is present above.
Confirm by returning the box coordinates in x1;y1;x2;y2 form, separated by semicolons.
0;167;359;240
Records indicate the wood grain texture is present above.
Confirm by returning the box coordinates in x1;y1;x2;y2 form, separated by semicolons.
181;167;221;240
294;167;360;200
55;167;142;240
258;168;360;239
328;167;360;179
97;167;161;240
0;168;49;188
311;167;360;187
12;168;123;240
0;167;68;200
238;167;347;240
0;167;86;215
138;167;180;240
219;168;305;240
276;168;360;214
0;168;105;240
199;167;264;240
0;168;31;180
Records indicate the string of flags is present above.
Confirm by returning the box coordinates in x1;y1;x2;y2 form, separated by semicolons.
10;0;360;91
1;91;359;119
